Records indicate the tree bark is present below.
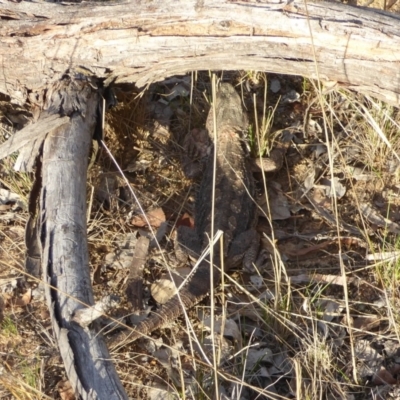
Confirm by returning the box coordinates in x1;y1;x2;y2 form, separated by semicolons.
1;0;400;119
26;73;127;399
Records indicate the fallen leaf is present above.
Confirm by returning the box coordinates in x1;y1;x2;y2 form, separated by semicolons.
57;379;76;400
166;83;189;100
355;339;382;362
353;316;381;331
176;212;194;229
244;347;273;371
201;317;241;341
303;168;316;194
259;182;290;220
201;335;233;365
270;191;291;220
355;339;383;379
132;207;166;228
388;364;400;377
12;289;32;307
103;233;139;270
150;221;168;248
311;188;332;209
344;165;372;181
0;188;26;210
360;203;400;234
317;299;343;323
319;176;346;198
147;383;180;400
372;368;397;385
270;78;281;93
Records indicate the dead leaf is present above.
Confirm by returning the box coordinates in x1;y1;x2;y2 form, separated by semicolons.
311;188;332;209
57;379;76;400
72;295;120;328
344;165;372;181
388;364;400;377
201;334;233;364
317;299;343;323
176;212;194;229
12;289;32;307
360;203;400;233
319;177;346;198
166;83;189;101
270;78;281;93
103;232;139;270
152;341;188;389
303;168;316;194
372;368;397;385
150;221;168;248
147;383;179;400
355;339;382;364
353;316;381;331
95;173;119;206
0;188;25;210
201;317;241;341
132;207;166;228
244;347;273;371
259;182;290;220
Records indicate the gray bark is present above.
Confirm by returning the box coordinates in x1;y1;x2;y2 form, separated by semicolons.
1;0;400;120
32;73;127;399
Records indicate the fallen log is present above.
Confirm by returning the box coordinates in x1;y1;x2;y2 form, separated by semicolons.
1;0;400;122
26;72;127;399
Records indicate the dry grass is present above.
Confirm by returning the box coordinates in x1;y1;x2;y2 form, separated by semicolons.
95;75;400;399
2;71;400;399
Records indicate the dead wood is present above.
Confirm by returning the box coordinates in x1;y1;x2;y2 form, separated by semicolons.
28;72;127;399
1;0;400;121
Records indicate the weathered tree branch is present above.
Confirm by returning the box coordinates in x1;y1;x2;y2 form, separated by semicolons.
1;0;400;117
31;73;127;399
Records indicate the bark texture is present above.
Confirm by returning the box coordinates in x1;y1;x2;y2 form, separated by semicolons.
1;0;400;120
29;73;127;399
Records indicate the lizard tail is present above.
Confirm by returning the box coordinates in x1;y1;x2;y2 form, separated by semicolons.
108;264;215;347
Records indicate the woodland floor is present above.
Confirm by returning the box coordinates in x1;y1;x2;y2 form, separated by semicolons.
2;8;400;398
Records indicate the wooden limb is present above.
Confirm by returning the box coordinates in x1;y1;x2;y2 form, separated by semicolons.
37;73;127;399
1;0;400;112
0;114;69;160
